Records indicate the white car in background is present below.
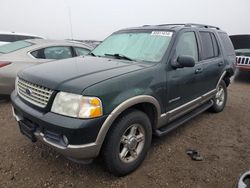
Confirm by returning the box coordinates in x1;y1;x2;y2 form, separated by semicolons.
0;31;44;46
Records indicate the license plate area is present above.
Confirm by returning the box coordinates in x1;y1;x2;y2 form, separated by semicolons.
19;120;37;142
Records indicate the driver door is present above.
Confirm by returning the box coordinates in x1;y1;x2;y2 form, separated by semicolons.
166;31;200;118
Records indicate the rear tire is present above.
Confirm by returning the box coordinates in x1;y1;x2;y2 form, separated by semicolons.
102;109;152;176
210;80;227;113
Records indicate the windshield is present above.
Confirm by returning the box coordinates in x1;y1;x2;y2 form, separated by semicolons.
0;40;33;54
92;31;173;62
235;49;250;56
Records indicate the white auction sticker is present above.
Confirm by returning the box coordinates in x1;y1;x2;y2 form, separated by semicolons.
151;31;173;37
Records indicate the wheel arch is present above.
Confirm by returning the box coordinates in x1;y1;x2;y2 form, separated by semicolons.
95;95;161;147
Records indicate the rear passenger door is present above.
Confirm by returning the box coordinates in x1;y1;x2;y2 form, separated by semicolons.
196;31;224;96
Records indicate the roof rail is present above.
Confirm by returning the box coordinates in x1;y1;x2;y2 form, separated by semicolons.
185;23;220;30
142;23;220;30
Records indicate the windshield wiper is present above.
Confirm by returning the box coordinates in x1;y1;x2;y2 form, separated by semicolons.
104;53;134;61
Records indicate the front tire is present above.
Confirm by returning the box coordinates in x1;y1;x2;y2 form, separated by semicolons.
210;80;227;113
102;109;152;176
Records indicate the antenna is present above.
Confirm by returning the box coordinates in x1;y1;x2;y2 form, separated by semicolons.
67;6;74;40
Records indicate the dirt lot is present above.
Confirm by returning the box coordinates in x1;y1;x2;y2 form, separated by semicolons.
0;73;250;188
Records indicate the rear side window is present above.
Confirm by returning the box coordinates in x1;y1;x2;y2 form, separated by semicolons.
31;46;73;60
219;33;235;56
0;40;33;53
74;47;90;56
176;32;198;61
211;33;220;57
200;32;214;60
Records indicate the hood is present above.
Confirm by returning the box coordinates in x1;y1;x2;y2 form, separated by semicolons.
19;56;151;94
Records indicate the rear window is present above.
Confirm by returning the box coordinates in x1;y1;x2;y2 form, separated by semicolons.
219;33;235;56
0;40;33;53
0;34;15;42
0;34;40;42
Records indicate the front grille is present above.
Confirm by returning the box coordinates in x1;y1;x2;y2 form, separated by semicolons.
17;78;53;108
236;56;250;66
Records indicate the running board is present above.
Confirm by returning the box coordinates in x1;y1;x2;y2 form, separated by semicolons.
154;100;214;137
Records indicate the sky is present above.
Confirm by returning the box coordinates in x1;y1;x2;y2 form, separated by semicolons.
0;0;250;41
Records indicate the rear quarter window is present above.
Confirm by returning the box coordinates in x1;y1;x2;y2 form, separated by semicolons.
74;47;90;56
219;33;235;56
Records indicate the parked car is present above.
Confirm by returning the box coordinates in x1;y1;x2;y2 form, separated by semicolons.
11;23;235;176
235;49;250;71
0;39;93;98
0;31;44;46
230;35;250;71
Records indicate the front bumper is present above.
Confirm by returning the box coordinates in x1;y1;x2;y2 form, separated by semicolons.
11;91;107;160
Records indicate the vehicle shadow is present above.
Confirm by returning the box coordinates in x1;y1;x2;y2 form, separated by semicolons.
233;70;250;84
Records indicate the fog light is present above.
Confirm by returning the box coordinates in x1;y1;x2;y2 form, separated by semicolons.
62;135;69;146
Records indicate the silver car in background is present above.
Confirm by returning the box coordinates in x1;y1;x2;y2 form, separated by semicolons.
0;39;93;98
0;31;44;46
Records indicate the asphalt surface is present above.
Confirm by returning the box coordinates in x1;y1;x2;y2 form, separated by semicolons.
0;72;250;188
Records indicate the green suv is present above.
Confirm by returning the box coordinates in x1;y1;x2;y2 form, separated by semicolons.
11;23;235;176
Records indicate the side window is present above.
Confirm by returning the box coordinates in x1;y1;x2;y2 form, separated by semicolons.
211;33;220;57
200;32;214;60
176;32;198;62
44;46;72;59
74;47;90;56
200;32;220;60
30;46;72;59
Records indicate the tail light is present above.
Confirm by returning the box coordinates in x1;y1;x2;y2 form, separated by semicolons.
0;61;11;68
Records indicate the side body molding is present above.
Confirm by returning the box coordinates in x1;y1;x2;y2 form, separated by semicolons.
95;95;161;145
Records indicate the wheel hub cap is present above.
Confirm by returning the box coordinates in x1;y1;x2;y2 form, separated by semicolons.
119;124;145;163
215;86;225;106
127;137;138;150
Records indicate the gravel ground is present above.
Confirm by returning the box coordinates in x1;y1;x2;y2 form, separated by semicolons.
0;73;250;188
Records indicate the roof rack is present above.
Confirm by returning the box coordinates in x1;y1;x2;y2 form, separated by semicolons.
185;23;220;30
143;23;220;30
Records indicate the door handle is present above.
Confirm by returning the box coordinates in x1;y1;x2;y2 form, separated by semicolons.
195;68;203;74
218;62;224;67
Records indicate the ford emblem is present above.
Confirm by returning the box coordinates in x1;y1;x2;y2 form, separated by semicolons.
25;88;32;96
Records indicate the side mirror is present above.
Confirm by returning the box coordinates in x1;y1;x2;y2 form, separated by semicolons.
172;55;195;69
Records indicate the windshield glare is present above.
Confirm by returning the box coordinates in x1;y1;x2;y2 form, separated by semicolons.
0;40;33;54
92;31;173;62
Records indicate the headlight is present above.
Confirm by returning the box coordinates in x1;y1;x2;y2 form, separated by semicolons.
51;92;103;119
